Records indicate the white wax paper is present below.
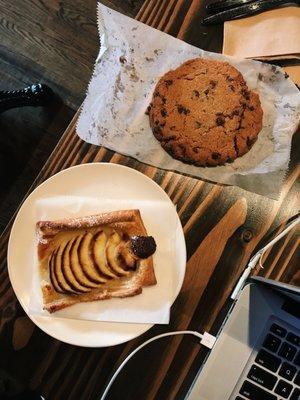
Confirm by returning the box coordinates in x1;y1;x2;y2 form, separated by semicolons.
29;196;178;324
77;4;300;199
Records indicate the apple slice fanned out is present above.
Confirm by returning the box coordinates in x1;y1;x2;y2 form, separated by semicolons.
61;238;91;294
106;232;130;276
93;231;117;279
49;251;65;294
69;235;100;289
117;241;137;270
79;233;107;284
52;242;78;294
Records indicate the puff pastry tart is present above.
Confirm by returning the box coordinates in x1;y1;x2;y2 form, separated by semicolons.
36;210;157;313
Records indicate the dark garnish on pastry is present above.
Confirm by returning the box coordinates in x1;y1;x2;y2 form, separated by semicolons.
130;236;156;259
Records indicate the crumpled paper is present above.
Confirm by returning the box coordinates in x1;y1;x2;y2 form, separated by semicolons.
29;196;178;324
77;4;300;199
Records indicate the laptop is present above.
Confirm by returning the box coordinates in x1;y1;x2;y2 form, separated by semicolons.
186;276;300;400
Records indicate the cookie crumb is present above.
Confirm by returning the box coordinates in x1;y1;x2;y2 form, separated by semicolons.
119;56;127;64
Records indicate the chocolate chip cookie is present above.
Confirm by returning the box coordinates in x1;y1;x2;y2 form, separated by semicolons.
147;58;263;166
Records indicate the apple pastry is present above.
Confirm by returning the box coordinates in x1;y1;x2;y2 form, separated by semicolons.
36;210;157;313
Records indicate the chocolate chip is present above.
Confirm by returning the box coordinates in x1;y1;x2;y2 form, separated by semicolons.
154;91;160;97
162;134;176;143
216;116;225;126
246;136;256;147
145;104;152;115
177;105;190;115
160;108;167;117
212;152;221;160
241;88;250;100
233;135;239;156
210;80;217;88
162;96;167;104
248;105;254;111
192;147;200;153
229;85;235;92
204;88;209;95
165;79;173;87
226;76;234;82
232;109;240;116
178;144;187;157
154;119;160;125
153;126;163;140
192;90;200;98
119;55;127;64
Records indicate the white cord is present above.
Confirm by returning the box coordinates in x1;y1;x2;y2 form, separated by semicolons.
256;215;300;269
231;215;300;300
100;330;215;400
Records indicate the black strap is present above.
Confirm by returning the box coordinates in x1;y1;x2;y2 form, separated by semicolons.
202;0;300;24
0;84;54;113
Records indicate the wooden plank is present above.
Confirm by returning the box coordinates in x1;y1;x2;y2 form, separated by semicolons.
0;1;299;400
0;0;144;232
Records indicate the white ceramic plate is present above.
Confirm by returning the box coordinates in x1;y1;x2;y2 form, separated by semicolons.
8;163;186;347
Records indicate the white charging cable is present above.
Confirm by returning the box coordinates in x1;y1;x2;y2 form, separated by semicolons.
100;330;216;400
231;214;300;300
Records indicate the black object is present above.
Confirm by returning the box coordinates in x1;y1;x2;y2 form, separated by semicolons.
295;370;300;385
291;388;300;400
238;322;300;399
247;365;277;390
274;379;293;398
206;0;257;12
202;0;300;24
270;323;287;338
263;333;281;353
278;362;297;380
255;349;281;372
286;332;300;346
294;351;300;366
278;342;297;361
0;84;54;113
239;380;277;399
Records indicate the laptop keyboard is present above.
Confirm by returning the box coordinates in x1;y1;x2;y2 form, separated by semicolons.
235;322;300;400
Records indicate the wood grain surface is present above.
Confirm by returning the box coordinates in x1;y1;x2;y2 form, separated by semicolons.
0;0;144;232
0;1;299;400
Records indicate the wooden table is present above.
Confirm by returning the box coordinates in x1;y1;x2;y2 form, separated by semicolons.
0;1;299;399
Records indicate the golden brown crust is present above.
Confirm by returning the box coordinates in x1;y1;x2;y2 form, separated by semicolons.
148;58;263;166
37;210;157;313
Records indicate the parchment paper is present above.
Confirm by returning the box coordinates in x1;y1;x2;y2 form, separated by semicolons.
223;7;300;60
77;4;300;199
29;196;178;324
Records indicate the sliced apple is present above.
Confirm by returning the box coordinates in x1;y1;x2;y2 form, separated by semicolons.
93;231;117;279
118;242;137;270
53;241;78;294
61;237;91;293
106;232;129;276
69;235;100;289
78;233;107;283
49;251;65;294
